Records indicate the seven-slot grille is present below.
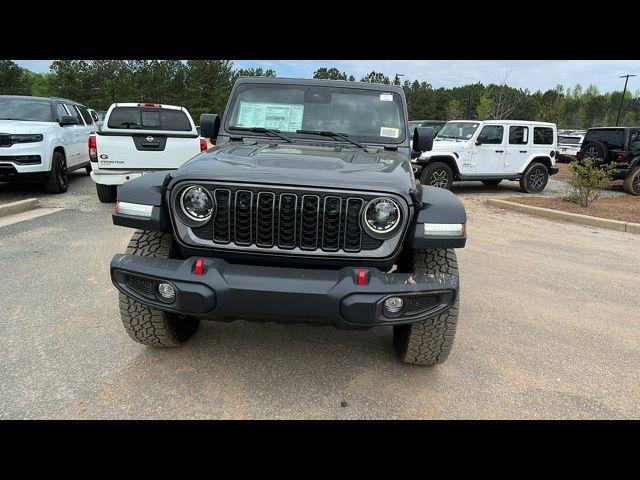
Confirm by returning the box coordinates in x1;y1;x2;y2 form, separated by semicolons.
189;186;386;253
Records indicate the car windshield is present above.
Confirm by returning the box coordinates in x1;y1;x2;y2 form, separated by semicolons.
437;121;479;140
0;97;52;122
226;83;406;144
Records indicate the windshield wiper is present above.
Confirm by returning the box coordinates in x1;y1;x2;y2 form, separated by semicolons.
296;130;366;149
231;127;293;144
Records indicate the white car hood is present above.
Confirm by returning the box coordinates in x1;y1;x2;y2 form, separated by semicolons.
0;120;58;134
429;139;467;151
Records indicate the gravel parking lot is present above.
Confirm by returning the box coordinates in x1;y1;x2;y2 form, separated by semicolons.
1;175;638;419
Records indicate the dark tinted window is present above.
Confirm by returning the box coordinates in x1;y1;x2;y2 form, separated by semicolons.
533;127;554;144
585;129;626;150
478;125;504;144
107;107;191;131
630;130;640;146
77;105;94;126
0;97;53;122
558;136;582;144
55;104;68;121
509;126;529;145
65;104;84;124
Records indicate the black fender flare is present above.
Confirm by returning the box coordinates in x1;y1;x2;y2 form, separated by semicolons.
112;171;171;231
405;185;467;249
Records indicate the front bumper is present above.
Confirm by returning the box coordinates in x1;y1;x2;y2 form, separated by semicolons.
110;254;458;327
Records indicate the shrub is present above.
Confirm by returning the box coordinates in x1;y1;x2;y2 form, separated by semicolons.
566;157;614;208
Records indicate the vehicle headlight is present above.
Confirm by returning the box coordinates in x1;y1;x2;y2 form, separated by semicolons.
180;186;214;222
362;197;402;238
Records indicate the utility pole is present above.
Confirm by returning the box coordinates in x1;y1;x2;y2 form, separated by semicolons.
616;74;636;126
394;73;404;86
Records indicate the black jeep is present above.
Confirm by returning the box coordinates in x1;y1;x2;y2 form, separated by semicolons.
577;127;640;195
109;77;467;365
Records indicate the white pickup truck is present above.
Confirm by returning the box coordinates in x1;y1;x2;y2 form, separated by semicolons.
89;103;206;202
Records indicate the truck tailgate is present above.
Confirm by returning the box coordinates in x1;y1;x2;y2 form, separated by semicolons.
96;133;201;170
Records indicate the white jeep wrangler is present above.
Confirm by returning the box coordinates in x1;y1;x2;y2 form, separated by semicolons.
414;120;559;193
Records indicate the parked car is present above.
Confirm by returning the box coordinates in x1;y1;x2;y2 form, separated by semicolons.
557;131;585;163
108;77;468;365
89;102;206;202
0;95;96;193
577;126;640;195
414;120;559;193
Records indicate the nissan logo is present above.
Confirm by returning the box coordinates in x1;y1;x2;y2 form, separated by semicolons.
146;136;154;142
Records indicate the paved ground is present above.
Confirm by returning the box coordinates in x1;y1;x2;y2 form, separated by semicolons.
1;175;638;419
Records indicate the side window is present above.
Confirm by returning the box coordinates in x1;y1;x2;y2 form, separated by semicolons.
533;127;554;145
64;104;84;125
55;103;68;121
478;125;504;144
77;105;94;126
90;110;99;122
630;130;640;146
509;126;529;145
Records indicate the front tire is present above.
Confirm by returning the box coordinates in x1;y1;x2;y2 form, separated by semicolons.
393;249;460;365
420;162;454;190
119;230;200;347
622;166;640;196
43;151;69;193
519;162;549;193
96;183;117;203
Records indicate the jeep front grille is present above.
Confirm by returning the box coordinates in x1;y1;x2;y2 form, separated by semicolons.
179;184;404;257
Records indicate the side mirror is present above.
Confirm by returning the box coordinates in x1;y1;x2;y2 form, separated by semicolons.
59;115;79;126
200;113;220;140
475;135;488;146
412;126;435;152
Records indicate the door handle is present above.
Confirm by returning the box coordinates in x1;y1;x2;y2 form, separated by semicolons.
495;150;504;153
519;150;528;153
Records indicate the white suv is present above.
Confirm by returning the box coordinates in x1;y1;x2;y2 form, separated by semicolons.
414;120;559;193
0;95;96;193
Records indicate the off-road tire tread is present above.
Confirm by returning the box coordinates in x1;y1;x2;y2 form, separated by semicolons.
393;248;460;365
96;183;117;203
622;166;640;196
119;230;199;347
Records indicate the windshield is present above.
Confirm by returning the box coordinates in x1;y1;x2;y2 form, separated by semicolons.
437;121;480;140
226;83;406;144
0;97;53;122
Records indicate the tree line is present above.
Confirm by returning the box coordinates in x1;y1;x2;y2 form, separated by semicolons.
1;60;638;128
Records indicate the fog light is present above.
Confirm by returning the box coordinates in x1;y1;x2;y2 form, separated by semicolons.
383;296;404;316
157;282;175;299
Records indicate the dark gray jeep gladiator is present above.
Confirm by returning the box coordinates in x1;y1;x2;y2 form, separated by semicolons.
109;77;467;365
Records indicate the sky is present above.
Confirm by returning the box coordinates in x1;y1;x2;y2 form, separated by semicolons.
14;60;640;95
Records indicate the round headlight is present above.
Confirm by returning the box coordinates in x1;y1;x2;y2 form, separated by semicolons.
180;186;214;222
362;197;401;237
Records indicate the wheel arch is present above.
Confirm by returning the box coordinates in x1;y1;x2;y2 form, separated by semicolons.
420;155;460;177
520;155;552;174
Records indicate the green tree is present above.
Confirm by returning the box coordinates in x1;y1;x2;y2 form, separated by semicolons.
0;60;31;95
445;98;464;120
313;67;347;80
360;71;390;85
475;91;492;120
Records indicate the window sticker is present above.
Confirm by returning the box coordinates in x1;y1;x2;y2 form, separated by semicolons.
237;102;304;132
380;127;399;138
379;93;393;102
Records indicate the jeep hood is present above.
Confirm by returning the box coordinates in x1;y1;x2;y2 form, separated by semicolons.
171;142;416;198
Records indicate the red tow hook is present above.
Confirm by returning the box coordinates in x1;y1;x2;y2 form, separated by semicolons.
354;268;369;285
194;258;205;275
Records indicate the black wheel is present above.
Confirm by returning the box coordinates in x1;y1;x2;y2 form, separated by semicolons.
85;163;92;175
623;166;640;196
519;162;549;193
119;230;200;347
43;151;69;193
393;249;460;366
580;141;608;163
420;162;453;190
481;179;502;186
96;183;117;203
